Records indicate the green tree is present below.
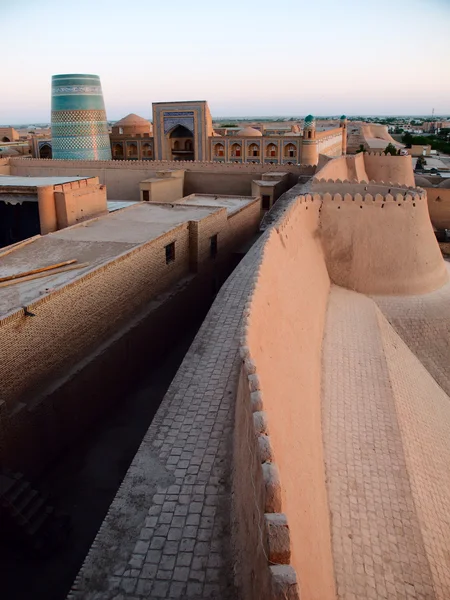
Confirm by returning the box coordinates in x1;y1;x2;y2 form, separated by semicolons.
415;155;427;170
384;143;398;156
402;132;413;148
356;144;365;153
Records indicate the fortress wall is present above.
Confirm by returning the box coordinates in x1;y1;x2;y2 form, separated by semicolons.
363;152;415;186
10;158;313;200
314;153;415;187
316;128;343;158
423;187;450;230
241;196;336;600
320;191;448;295
313;153;368;182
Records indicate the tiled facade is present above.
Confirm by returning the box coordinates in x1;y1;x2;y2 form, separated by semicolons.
51;74;112;161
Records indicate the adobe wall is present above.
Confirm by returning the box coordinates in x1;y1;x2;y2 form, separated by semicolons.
423;187;450;230
9;158;312;200
54;178;107;228
314;152;415;187
320;191;448;294
316;128;343;158
363;152;415;186
239;197;336;600
0;157;10;175
313;153;369;182
139;176;184;203
0;224;191;409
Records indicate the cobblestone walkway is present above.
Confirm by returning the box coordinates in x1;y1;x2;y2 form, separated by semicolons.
68;246;261;599
322;286;436;600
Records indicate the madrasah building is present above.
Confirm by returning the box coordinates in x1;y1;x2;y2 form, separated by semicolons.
109;101;347;166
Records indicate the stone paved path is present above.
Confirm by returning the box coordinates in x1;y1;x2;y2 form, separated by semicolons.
68;244;261;599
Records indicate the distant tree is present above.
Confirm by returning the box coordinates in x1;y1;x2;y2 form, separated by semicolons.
356;144;365;154
415;155;427;170
394;126;404;134
384;143;399;156
402;132;413;148
437;128;450;139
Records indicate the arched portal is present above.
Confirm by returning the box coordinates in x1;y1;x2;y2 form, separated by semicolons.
169;125;194;161
1;136;10;142
39;143;52;159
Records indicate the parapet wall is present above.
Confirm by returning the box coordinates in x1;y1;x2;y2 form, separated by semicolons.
237;196;336;600
319;190;448;294
314;152;415;187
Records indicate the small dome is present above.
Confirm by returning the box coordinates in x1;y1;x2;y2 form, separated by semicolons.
304;114;315;123
239;126;262;137
439;179;450;189
340;115;347;120
113;113;150;127
414;175;433;187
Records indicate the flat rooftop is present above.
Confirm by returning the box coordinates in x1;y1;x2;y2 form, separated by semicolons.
0;202;220;317
179;194;258;215
0;176;91;188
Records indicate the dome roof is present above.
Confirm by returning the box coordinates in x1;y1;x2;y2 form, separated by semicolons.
239;126;262;137
439;179;450;189
414;175;433;187
340;115;347;120
113;113;150;127
304;114;315;123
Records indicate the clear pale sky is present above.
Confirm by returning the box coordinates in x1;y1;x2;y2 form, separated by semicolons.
1;0;449;123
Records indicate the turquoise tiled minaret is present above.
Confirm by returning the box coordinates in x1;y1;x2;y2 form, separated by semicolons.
51;74;112;160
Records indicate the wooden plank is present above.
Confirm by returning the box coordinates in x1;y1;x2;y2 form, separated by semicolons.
0;235;41;259
0;260;77;283
0;263;89;288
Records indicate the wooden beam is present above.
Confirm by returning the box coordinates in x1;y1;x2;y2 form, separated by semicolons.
0;235;41;259
0;260;77;283
0;263;89;288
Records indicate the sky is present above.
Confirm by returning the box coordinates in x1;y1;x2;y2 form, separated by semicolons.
1;0;450;123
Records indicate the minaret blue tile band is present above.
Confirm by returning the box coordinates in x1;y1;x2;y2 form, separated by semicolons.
51;74;112;160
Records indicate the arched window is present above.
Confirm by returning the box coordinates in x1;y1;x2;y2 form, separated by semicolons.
266;143;277;158
249;143;259;157
185;139;193;151
308;131;312;139
173;140;180;150
284;143;296;158
142;143;152;157
127;143;138;157
118;127;123;135
113;143;124;158
231;143;241;157
215;143;224;157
